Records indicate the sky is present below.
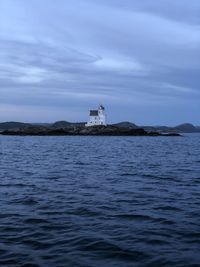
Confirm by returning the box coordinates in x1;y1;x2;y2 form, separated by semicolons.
0;0;200;125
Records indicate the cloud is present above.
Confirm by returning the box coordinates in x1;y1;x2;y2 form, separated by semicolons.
161;83;200;95
0;0;199;124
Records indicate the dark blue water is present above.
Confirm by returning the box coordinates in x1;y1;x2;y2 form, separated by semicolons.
0;135;199;267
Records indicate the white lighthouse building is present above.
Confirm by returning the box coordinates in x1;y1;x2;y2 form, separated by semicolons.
85;105;107;127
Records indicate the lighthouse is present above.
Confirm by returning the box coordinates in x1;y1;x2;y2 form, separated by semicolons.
85;105;107;127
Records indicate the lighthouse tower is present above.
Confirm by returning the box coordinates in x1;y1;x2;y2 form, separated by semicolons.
98;105;106;125
85;105;107;127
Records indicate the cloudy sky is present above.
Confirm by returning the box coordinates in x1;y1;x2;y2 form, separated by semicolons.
0;0;200;125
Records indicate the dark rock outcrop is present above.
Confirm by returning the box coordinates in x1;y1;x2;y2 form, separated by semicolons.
78;126;146;136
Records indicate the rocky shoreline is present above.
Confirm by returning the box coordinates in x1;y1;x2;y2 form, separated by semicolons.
0;125;181;136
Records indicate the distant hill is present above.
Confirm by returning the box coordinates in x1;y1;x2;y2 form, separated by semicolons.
0;122;31;130
52;121;86;129
52;121;72;128
112;121;138;129
174;123;199;133
143;123;200;133
32;123;52;127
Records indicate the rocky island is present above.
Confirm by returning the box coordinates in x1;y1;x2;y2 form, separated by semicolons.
0;123;180;136
0;105;198;136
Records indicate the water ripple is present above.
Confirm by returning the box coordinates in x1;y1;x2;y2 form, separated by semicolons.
0;135;200;267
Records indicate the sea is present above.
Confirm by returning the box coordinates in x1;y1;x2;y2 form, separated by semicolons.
0;134;199;267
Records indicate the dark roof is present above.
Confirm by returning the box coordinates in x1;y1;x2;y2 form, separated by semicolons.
90;110;98;116
99;105;105;110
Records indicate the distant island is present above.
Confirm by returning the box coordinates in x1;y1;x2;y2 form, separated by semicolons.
1;121;198;136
